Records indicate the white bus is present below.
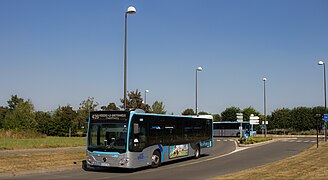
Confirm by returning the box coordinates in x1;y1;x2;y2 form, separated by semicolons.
86;110;213;169
213;121;255;137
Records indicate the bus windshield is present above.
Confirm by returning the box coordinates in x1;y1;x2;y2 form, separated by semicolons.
88;123;128;153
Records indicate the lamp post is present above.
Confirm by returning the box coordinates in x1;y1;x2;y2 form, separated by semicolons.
195;66;203;115
123;6;136;110
263;77;267;137
318;60;327;142
144;90;149;105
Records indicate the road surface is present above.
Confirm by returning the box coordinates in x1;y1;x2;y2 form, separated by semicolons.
1;137;316;180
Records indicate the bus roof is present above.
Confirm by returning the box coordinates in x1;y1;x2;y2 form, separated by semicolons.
90;110;213;120
133;111;213;120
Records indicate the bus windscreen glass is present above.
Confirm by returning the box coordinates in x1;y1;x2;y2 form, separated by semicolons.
88;111;129;153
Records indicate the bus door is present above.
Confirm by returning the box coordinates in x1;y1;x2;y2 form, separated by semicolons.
130;115;147;152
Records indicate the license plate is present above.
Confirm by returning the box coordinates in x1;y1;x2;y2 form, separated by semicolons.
101;162;110;167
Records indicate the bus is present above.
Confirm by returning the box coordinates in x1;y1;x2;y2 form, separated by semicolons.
213;121;256;137
86;110;213;169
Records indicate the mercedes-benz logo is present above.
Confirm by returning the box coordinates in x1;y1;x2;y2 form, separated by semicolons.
103;157;107;162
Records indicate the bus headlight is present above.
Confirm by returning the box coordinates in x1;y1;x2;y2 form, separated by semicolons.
119;158;129;166
87;153;96;165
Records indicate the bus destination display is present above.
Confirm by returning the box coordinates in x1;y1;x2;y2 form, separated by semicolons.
91;112;128;121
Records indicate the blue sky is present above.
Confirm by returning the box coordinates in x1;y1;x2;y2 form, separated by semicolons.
0;0;328;115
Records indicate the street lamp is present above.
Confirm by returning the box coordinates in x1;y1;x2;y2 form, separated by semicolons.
123;6;136;110
318;60;327;141
263;77;267;137
144;90;149;104
195;66;203;115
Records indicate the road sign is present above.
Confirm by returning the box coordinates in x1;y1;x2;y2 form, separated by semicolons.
324;114;328;122
262;121;268;125
249;115;259;125
236;113;243;122
250;120;260;125
249;116;259;120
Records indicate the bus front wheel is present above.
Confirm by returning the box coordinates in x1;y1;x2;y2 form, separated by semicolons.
151;151;161;168
194;145;200;159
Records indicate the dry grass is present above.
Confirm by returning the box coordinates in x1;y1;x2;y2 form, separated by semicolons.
0;135;86;176
0;130;46;139
0;150;85;176
214;142;328;180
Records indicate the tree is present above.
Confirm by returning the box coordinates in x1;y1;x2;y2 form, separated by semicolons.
120;89;150;112
212;114;221;122
4;98;36;131
50;105;77;136
35;111;52;135
312;106;325;132
0;106;8;129
79;97;99;113
78;97;99;130
198;111;209;115
182;108;195;115
290;107;313;131
7;95;24;110
151;101;166;114
242;106;260;121
271;108;291;134
101;103;119;111
221;106;241;121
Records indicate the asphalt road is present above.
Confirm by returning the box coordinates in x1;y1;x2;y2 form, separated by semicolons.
2;137;316;180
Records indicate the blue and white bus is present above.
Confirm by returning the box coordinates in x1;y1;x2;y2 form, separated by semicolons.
213;121;256;137
86;110;213;169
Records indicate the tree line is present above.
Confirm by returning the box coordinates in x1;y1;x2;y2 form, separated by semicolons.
0;92;325;136
0;92;166;136
213;106;325;133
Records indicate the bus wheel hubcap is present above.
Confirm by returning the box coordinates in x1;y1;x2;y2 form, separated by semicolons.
152;155;159;164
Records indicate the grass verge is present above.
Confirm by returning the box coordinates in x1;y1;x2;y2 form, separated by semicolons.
245;137;272;144
0;137;86;150
0;130;46;139
214;142;328;180
238;137;272;144
0;150;85;176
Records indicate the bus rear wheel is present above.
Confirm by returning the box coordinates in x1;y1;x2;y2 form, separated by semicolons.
151;151;161;168
194;145;200;159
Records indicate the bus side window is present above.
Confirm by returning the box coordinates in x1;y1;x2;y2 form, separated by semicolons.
164;125;176;145
138;126;146;147
149;125;162;145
